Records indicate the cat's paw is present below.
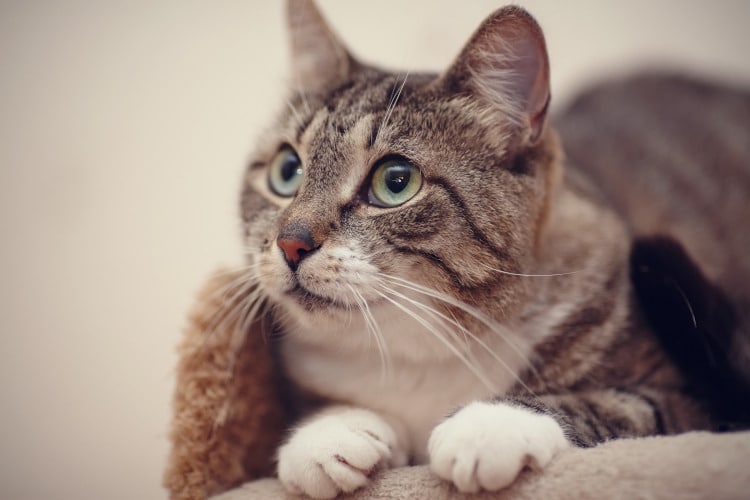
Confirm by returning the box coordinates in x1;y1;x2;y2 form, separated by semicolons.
428;401;569;493
277;407;406;499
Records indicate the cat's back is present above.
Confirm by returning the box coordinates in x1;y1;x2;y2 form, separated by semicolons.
556;73;750;389
557;73;749;296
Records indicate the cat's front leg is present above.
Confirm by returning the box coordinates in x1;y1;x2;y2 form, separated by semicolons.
277;405;407;499
428;401;569;493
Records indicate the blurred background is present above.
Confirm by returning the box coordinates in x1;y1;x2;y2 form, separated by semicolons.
1;1;748;498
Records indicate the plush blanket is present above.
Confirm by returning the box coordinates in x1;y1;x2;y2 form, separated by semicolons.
164;269;750;500
215;432;750;500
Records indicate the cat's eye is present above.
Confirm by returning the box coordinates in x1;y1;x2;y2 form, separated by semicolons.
368;158;423;208
268;146;303;197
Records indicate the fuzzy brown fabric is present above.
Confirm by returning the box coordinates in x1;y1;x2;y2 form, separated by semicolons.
164;269;286;500
165;269;750;500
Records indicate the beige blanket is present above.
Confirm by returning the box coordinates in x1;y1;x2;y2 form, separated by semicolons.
215;431;750;500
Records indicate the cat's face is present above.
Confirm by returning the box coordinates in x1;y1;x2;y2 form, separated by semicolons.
240;1;557;356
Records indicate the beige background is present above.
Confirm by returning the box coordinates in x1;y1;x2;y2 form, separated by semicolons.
1;1;748;499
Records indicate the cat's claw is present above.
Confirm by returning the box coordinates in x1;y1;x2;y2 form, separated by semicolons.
277;408;405;499
428;401;569;493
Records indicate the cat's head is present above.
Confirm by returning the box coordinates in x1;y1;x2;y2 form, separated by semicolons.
241;1;561;356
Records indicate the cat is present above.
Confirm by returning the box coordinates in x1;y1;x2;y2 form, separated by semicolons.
235;1;748;497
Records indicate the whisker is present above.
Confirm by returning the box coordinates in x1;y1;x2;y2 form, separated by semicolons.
380;273;540;381
348;284;390;380
295;79;312;116
378;281;536;396
205;264;262;303
348;285;374;349
286;99;306;131
448;308;474;356
374;72;409;145
204;290;259;349
481;262;583;278
373;288;498;391
201;272;262;351
267;302;294;341
380;282;485;374
238;294;269;340
672;281;698;329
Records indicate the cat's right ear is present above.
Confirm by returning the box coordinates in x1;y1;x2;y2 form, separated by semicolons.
441;6;550;145
286;0;356;93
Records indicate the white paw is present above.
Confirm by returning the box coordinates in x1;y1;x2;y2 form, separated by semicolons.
428;401;569;493
277;407;406;499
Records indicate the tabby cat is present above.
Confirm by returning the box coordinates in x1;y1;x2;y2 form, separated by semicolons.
236;1;748;497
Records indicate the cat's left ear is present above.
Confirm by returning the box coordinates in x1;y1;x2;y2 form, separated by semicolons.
286;0;357;93
441;6;550;144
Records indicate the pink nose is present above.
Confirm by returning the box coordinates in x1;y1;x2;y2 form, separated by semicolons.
276;222;317;270
277;237;313;267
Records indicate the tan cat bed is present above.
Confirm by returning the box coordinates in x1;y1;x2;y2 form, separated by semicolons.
165;269;750;500
214;432;750;500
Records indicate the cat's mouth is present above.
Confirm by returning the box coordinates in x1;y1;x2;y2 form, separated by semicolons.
286;283;350;311
285;281;386;313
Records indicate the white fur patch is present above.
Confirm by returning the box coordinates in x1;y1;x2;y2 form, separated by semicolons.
428;401;569;493
277;407;407;499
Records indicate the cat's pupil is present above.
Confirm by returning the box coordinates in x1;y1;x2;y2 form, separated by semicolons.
281;156;302;181
385;165;411;193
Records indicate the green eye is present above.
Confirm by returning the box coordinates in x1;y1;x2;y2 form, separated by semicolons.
268;146;303;197
369;158;422;207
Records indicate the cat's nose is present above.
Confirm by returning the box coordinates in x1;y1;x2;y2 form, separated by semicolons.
277;223;317;270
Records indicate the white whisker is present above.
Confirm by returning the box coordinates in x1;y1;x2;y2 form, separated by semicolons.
286;99;306;130
374;72;409;145
379;282;486;376
205;289;259;348
294;78;312;116
205;264;262;303
378;281;537;396
348;284;390;381
380;273;540;381
373;289;498;392
199;267;265;356
481;262;582;278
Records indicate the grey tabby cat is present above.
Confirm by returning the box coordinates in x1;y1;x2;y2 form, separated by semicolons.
237;1;747;497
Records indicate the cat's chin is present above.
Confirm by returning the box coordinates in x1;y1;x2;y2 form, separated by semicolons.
284;282;370;312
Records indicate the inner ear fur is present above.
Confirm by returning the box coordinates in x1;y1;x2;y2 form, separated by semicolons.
441;6;551;144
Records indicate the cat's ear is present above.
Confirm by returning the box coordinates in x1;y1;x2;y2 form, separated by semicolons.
286;0;356;93
442;6;550;144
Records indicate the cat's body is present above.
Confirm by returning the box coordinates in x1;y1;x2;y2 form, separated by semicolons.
236;1;748;497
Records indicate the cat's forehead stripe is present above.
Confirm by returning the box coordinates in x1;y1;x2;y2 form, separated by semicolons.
299;107;329;148
296;73;412;140
337;114;376;201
